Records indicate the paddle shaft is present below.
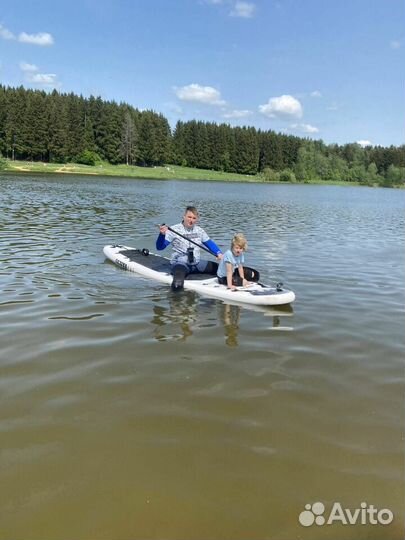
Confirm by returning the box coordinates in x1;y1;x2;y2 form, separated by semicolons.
162;224;217;257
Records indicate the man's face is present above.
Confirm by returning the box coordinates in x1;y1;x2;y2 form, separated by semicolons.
183;211;198;228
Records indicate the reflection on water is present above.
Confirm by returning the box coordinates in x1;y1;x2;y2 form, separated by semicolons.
150;289;293;346
0;174;404;540
221;303;240;347
152;290;199;342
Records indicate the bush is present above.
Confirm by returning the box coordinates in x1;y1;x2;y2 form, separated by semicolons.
0;154;6;170
279;168;296;183
262;167;280;182
76;150;101;166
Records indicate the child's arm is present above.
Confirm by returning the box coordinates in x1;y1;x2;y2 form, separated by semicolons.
226;262;235;289
238;264;249;287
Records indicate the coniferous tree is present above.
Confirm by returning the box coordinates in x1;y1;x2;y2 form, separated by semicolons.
121;108;138;165
102;102;122;164
230;126;259;174
65;93;85;160
138;111;157;166
0;84;403;186
154;113;171;165
172;120;187;166
4;86;27;160
83;108;96;153
88;96;105;158
217;123;232;171
259;131;284;171
24;90;48;160
0;86;7;156
48;91;68;162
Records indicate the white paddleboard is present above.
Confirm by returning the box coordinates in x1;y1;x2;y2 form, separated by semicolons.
103;245;295;306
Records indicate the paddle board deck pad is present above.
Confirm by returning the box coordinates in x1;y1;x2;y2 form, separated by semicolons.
103;245;295;306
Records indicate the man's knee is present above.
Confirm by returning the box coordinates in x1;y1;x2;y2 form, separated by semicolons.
171;264;187;292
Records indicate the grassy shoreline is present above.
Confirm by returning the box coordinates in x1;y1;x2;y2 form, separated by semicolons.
2;159;361;186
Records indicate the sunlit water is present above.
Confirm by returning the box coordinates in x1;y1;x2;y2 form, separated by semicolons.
1;174;404;540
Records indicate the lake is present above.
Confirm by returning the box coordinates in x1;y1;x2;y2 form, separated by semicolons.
1;174;404;540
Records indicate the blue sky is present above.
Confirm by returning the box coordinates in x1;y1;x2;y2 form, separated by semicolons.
1;0;404;147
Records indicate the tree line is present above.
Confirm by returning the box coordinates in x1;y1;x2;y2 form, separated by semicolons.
1;85;404;186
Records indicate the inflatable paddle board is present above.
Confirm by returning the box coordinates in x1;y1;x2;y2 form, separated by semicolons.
103;245;295;306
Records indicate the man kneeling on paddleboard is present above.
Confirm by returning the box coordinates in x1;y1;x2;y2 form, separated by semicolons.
156;206;223;292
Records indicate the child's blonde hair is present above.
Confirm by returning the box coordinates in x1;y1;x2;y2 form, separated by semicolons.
231;233;248;250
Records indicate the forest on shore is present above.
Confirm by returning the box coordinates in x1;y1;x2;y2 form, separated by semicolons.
1;85;404;187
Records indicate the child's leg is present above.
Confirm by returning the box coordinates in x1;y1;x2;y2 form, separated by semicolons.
232;271;243;287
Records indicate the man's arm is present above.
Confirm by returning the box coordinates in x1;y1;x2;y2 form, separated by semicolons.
203;238;222;256
156;233;170;250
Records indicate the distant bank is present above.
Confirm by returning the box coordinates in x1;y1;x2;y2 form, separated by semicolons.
2;159;363;186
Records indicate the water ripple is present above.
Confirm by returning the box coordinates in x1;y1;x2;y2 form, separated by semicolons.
0;174;404;540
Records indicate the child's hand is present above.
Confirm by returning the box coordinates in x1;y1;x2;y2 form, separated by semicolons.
242;279;251;287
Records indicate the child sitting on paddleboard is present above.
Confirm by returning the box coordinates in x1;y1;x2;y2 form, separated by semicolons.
217;233;258;290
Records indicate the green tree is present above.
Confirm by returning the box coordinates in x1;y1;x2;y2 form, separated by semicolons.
294;143;317;181
230;126;259;174
279;168;296;182
65;93;85;160
259;131;284;171
47;91;68;162
261;167;280;182
383;164;405;187
348;163;367;183
0;86;7;156
101;102;122;164
172;120;187;166
24;90;48;160
194;121;210;169
154;113;171;165
365;162;381;185
138;111;158;166
4;86;27;160
76;149;100;166
121;108;138;165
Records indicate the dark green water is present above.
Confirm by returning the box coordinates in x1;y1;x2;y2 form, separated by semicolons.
1;174;404;540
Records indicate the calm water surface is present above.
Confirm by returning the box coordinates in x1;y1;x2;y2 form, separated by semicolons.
1;174;404;540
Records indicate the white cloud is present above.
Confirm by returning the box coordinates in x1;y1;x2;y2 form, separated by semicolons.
390;40;401;49
259;95;303;119
18;32;54;46
230;1;256;18
20;61;39;72
222;109;252;119
1;24;54;45
174;83;226;105
357;140;372;147
310;90;322;98
291;123;319;134
19;61;60;88
28;73;58;85
0;23;15;40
